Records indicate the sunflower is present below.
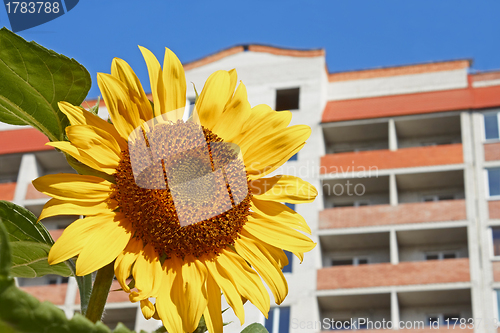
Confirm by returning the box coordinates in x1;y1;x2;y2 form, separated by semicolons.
32;46;317;333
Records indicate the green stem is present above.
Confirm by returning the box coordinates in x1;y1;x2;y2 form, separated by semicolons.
85;262;115;323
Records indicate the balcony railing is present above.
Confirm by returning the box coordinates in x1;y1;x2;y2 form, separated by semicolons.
21;284;68;305
0;182;16;201
484;142;500;162
489;200;500;220
317;258;470;290
320;144;463;174
22;280;130;306
319;199;467;229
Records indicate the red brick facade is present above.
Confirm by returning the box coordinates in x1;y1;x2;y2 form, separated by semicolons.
25;183;49;200
317;258;470;290
484;142;500;162
319;200;467;229
322;85;500;122
320;144;463;174
489;201;500;220
0;182;15;201
492;261;500;282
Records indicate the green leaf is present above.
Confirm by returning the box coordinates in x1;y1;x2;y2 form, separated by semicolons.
0;28;91;141
10;242;71;278
0;201;53;245
0;201;71;278
0;220;136;333
241;323;269;333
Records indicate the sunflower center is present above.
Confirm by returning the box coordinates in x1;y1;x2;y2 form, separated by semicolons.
111;120;251;258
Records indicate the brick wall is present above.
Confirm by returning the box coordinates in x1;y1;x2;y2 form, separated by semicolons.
484;142;500;161
489;201;500;220
320;144;463;174
317;258;470;290
492;262;500;282
0;182;15;201
21;284;68;305
319;200;467;229
25;183;49;200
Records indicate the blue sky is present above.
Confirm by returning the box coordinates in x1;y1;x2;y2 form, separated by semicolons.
1;0;499;98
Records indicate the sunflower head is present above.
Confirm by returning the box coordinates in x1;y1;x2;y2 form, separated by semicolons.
33;46;317;333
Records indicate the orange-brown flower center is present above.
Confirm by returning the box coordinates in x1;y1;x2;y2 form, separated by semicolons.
111;120;251;258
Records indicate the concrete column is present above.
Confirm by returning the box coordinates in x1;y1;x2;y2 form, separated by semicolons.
390;229;399;265
63;277;77;318
391;291;400;330
13;154;42;205
389;174;398;206
389;119;398;151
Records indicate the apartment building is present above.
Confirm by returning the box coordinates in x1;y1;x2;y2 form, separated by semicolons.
1;45;500;333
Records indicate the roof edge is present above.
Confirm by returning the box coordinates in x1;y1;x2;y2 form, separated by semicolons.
329;59;472;82
183;44;325;71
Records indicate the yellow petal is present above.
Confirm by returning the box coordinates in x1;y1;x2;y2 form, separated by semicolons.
235;105;292;151
251;175;317;204
140;299;156;320
163;47;186;116
47;141;107;174
114;238;142;292
234;234;288;305
75;214;132;276
211;82;251;142
226;69;238;99
97;73;142;140
251;234;289;269
39;198;117;221
203;273;223;333
139;46;166;118
251;197;311;234
156;259;184;333
48;213;114;265
244;215;316;261
244;125;311;179
64;125;122;171
170;256;208;332
130;243;163;301
32;174;112;202
58;101;127;151
195;70;231;130
111;57;153;122
205;258;245;325
214;250;270;318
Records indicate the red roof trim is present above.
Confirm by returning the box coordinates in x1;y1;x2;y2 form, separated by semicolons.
328;60;470;82
322;85;500;123
0;128;52;155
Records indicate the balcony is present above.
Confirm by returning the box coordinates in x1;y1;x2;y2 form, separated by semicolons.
318;289;472;333
321;144;463;174
319;199;466;229
317;258;470;290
